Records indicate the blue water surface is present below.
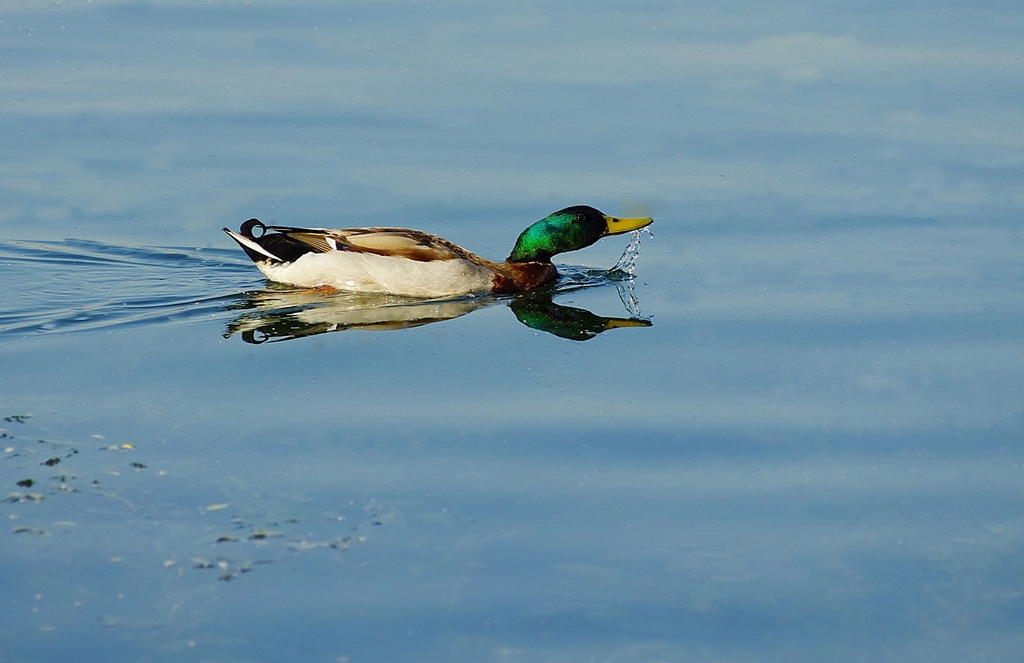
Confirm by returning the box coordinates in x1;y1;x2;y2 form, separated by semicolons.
2;2;1023;662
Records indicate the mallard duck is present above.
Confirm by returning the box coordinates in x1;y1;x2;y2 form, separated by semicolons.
222;205;653;298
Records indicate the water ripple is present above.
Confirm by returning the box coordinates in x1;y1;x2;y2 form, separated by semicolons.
0;239;256;339
0;238;647;341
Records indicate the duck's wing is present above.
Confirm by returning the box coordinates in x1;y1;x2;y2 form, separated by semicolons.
260;224;486;263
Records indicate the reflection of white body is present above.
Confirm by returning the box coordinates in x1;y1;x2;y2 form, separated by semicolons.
256;251;495;298
225;289;495;341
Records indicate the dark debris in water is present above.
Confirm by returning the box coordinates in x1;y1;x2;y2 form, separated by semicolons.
2;414;158;522
5;492;45;504
4;414;382;584
188;557;273;582
178;509;375;581
13;526;48;535
187;527;372;581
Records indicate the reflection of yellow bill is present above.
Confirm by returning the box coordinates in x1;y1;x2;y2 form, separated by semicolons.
604;318;653;330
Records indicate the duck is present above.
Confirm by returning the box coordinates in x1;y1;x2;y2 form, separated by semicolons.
222;205;653;298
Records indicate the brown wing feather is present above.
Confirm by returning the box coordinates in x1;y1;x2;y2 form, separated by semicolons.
272;231;334;254
265;226;485;263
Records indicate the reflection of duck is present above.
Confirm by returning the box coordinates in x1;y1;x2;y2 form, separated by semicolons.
224;289;496;343
225;282;650;344
223;206;652;298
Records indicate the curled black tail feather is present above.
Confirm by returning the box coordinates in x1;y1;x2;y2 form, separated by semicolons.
240;218;268;239
231;220;318;264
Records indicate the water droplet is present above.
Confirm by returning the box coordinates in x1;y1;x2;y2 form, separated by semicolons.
611;227;652;276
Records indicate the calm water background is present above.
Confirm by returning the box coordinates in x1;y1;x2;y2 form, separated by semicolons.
2;2;1023;662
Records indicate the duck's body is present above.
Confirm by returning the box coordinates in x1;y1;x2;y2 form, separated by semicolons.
223;206;652;298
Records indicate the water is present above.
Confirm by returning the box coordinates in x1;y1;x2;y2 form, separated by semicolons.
609;228;652;318
0;238;647;343
3;2;1024;662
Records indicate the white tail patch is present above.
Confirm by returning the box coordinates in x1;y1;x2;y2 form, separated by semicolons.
223;229;283;261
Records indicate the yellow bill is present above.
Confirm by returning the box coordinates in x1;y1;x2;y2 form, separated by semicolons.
603;214;654;236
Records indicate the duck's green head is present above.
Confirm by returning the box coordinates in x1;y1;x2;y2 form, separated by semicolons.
507;205;653;263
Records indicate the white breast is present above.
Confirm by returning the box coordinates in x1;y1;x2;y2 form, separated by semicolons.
256;251;496;298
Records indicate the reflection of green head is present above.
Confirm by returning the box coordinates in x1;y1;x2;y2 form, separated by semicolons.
507;206;653;263
510;293;652;341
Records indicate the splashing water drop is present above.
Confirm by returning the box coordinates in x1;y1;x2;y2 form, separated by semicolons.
607;227;652;319
615;277;644;319
611;227;652;276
